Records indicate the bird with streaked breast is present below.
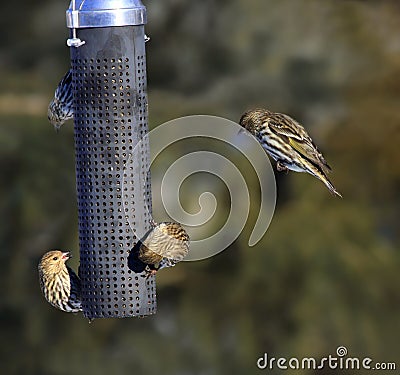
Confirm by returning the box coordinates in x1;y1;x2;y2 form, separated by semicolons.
138;221;190;277
38;250;82;313
47;70;74;133
239;108;341;197
47;35;150;133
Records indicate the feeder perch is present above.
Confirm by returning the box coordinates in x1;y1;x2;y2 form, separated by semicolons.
66;0;156;319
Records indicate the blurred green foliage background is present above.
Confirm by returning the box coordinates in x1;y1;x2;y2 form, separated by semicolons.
1;0;399;374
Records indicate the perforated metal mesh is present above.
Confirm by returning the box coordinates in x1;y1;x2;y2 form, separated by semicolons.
70;26;156;319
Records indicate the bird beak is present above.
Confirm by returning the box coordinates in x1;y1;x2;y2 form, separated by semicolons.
62;252;71;260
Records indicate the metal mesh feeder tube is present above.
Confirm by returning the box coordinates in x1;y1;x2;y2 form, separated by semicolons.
66;0;156;319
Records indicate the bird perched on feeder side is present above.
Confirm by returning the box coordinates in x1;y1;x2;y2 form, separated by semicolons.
38;250;82;313
239;108;341;197
47;35;150;133
138;221;190;277
47;70;74;132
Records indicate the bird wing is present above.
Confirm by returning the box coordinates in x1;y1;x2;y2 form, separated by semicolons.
67;266;82;294
55;70;73;102
66;266;82;310
161;240;189;262
143;225;189;262
267;114;306;141
267;113;331;171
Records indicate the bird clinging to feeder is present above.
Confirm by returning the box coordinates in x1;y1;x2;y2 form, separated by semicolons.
47;70;74;133
138;221;190;277
38;250;82;313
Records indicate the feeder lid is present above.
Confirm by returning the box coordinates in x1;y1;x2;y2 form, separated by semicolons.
66;0;147;28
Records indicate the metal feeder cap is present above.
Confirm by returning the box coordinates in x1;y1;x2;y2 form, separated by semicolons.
66;0;147;28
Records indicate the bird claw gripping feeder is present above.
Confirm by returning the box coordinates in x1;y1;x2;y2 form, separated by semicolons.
66;0;156;319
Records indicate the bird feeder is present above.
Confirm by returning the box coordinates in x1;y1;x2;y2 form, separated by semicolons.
66;0;156;319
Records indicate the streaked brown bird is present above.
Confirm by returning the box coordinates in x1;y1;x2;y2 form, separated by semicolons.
47;36;151;133
138;221;190;277
38;250;82;313
239;108;341;197
47;69;74;132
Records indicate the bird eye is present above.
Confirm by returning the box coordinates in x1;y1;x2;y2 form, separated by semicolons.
53;256;58;261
